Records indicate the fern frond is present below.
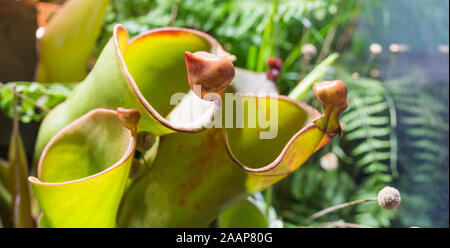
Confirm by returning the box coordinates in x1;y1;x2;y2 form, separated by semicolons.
384;75;449;228
334;69;397;227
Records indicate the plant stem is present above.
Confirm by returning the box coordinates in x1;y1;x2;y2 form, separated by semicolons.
246;45;258;71
316;28;337;64
321;221;372;228
167;1;179;26
265;186;273;218
337;0;362;52
307;197;377;221
384;90;399;178
298;56;311;81
316;0;346;63
362;53;376;74
256;0;278;72
386;53;398;78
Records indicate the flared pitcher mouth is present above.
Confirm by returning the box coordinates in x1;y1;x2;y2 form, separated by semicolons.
111;25;347;178
30;108;137;186
113;24;232;133
221;94;325;177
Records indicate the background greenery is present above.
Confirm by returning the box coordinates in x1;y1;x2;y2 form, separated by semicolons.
1;0;448;227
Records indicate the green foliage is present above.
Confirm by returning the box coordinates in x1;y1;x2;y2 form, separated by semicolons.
329;70;398;227
0;82;71;123
95;0;367;116
385;76;449;227
274;151;357;227
288;53;339;101
274;70;399;227
274;66;449;228
97;0;355;89
99;0;339;52
1;0;443;228
56;0;404;227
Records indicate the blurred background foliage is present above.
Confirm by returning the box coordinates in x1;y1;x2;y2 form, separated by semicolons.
1;0;448;227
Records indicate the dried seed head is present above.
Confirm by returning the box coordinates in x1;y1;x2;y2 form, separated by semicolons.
352;72;360;79
389;44;400;54
370;69;380;78
377;186;401;210
185;51;235;99
369;43;383;55
320;152;339;171
389;43;409;54
136;131;156;152
301;44;317;58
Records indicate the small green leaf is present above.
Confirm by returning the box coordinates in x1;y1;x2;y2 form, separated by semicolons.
8;87;34;228
288;53;339;101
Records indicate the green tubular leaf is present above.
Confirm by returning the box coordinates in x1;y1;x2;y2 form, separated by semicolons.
119;81;348;227
35;25;231;164
8;107;34;228
0;176;12;228
288;53;339;101
36;0;111;82
29;108;138;228
256;0;278;72
0;159;8;189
